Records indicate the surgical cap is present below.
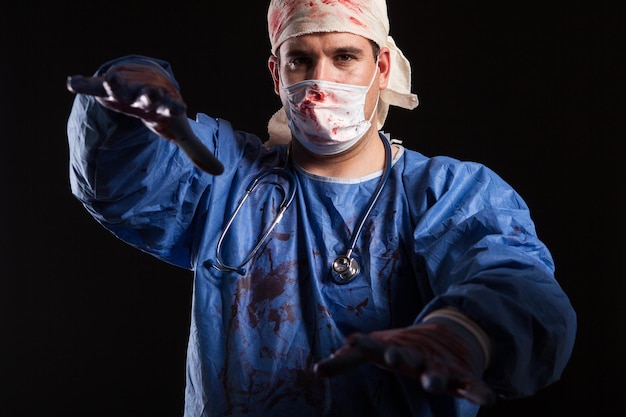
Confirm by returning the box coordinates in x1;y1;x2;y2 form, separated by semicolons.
266;0;419;145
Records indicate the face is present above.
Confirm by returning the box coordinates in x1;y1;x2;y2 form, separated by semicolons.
268;32;390;116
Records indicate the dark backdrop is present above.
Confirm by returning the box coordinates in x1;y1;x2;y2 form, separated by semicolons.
2;1;624;416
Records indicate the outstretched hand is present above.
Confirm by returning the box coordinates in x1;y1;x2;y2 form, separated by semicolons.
67;63;223;175
314;321;496;406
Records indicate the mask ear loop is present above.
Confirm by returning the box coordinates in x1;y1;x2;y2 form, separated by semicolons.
355;55;382;129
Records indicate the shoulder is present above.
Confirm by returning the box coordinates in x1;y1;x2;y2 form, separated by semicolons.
401;148;495;180
399;148;523;204
194;113;289;171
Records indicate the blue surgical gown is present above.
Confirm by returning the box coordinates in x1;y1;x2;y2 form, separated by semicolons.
67;56;577;417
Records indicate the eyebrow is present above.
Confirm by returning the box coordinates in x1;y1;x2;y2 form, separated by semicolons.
284;46;366;59
333;47;366;55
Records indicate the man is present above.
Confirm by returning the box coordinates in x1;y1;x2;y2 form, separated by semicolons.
66;0;576;416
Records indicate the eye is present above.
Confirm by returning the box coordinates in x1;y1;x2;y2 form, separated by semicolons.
286;56;310;70
336;54;353;62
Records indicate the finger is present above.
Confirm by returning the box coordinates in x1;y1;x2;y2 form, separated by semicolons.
383;346;425;374
134;87;186;117
66;75;107;97
102;72;135;103
420;370;448;393
350;333;388;361
314;348;366;377
456;381;497;406
314;333;387;377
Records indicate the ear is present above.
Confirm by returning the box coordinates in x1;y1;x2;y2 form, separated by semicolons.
377;47;391;90
268;55;280;95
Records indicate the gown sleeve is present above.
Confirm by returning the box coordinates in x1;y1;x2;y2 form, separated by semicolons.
66;55;221;269
407;155;577;399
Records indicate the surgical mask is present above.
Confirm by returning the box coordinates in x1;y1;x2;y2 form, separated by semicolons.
280;66;379;155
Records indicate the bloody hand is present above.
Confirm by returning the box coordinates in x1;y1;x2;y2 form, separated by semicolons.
67;63;223;175
314;318;496;406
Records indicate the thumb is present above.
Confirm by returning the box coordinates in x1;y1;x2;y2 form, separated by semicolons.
66;75;107;97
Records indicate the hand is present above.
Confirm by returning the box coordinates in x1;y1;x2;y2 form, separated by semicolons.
314;320;496;406
67;63;224;175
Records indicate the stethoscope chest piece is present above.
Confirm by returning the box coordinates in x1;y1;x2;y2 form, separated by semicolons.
332;255;360;284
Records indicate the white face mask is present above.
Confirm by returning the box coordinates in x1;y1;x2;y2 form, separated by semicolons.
280;66;379;155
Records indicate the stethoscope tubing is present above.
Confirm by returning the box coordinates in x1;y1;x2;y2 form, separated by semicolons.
210;133;392;284
211;167;296;274
331;133;392;284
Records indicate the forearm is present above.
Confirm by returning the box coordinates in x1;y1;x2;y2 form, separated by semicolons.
68;92;161;201
66;83;201;267
423;266;577;398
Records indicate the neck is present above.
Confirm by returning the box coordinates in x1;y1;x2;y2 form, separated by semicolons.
291;127;390;178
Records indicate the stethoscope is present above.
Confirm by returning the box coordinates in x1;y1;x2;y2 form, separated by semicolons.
209;166;297;276
210;132;392;284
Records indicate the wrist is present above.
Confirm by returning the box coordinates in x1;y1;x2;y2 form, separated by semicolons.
423;307;492;371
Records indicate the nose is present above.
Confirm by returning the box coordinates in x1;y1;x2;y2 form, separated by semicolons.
310;58;330;82
300;60;330;102
304;87;326;102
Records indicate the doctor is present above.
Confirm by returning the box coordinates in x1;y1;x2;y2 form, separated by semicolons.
66;0;576;416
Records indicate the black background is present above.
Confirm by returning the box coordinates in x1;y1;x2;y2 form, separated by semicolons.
2;1;624;416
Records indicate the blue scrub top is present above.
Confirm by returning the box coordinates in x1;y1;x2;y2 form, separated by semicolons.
67;55;576;417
